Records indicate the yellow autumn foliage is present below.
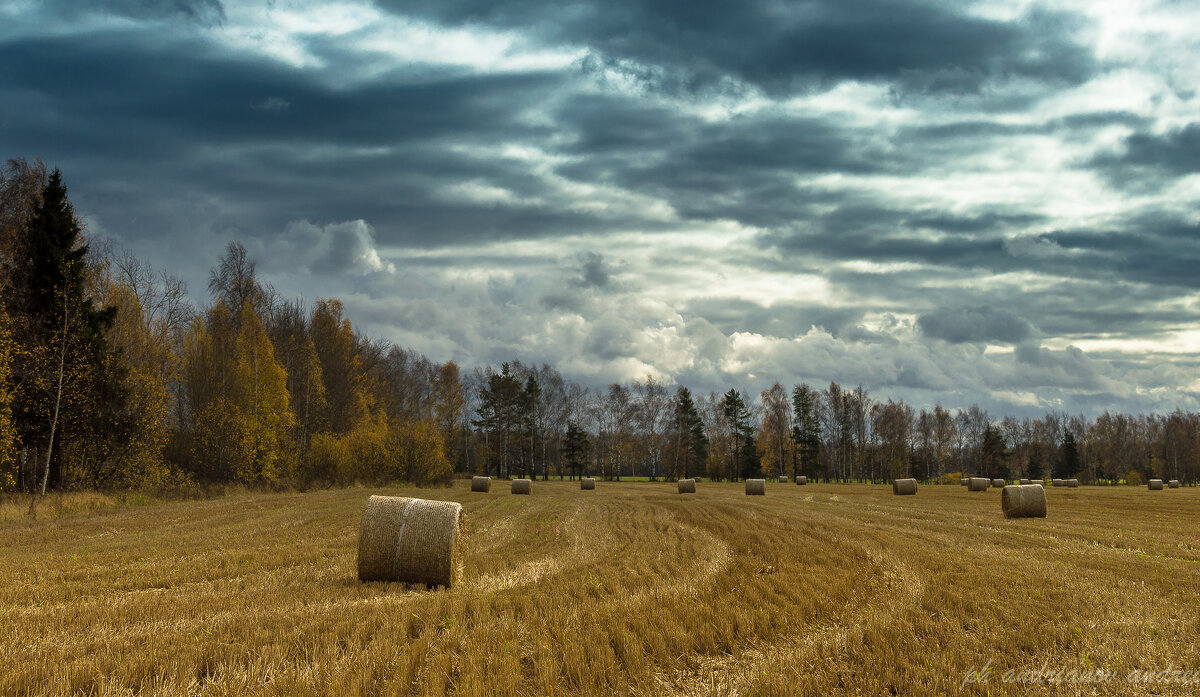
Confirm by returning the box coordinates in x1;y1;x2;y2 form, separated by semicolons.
185;302;297;483
0;305;20;491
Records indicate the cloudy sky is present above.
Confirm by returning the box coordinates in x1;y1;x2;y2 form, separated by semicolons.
2;0;1198;416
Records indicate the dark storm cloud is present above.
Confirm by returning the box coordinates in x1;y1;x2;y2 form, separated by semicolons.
1088;123;1200;188
917;306;1035;344
40;0;226;24
681;298;863;339
578;252;612;289
379;0;1098;96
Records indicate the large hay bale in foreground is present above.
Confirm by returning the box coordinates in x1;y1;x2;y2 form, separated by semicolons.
796;476;807;485
1148;479;1163;490
1019;478;1031;485
1052;479;1063;487
358;495;461;587
746;479;766;495
1169;479;1181;488
678;479;696;494
1002;484;1047;519
892;478;917;495
777;475;788;483
991;478;1005;488
967;477;989;492
1065;478;1079;488
581;477;596;490
470;476;490;493
511;478;532;495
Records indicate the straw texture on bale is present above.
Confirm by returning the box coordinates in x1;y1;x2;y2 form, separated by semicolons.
796;476;807;485
746;479;766;495
967;477;989;492
778;475;788;483
511;478;532;495
1169;479;1181;488
678;479;696;494
470;476;490;493
991;478;1005;488
1002;484;1047;519
892;478;917;495
1066;478;1079;488
1052;479;1063;487
1148;479;1163;490
357;495;462;587
580;477;595;490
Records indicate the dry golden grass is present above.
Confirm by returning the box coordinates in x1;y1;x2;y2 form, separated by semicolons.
2;482;1199;696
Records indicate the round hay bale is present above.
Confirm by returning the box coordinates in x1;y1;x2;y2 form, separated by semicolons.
892;478;917;495
1168;479;1181;488
358;495;462;587
511;478;532;495
1002;484;1047;519
1065;478;1079;488
1018;478;1031;485
967;477;989;492
677;478;696;494
960;477;971;486
1027;480;1044;487
1052;478;1063;487
796;476;807;485
777;475;788;483
991;478;1005;488
470;476;490;493
580;477;596;490
745;479;766;495
1148;479;1163;490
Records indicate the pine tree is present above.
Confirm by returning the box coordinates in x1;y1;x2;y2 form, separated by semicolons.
2;169;121;493
561;421;591;479
721;390;759;480
791;383;821;480
1058;429;1080;480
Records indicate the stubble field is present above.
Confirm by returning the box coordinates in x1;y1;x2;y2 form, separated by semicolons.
2;480;1198;696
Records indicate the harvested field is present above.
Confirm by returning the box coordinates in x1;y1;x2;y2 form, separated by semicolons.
2;482;1199;696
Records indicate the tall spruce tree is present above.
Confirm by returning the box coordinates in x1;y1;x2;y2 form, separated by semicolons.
2;170;121;492
791;383;821;480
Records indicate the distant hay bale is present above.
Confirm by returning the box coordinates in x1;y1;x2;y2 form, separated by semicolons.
1002;484;1047;519
892;478;917;495
1052;479;1063;487
470;476;490;493
678;479;696;494
357;495;462;587
1148;479;1163;490
796;476;807;485
961;477;971;486
1065;479;1079;488
991;478;1005;488
581;477;595;490
1028;480;1044;487
778;475;788;483
1019;478;1031;485
1169;479;1181;488
746;479;766;495
968;477;989;492
511;478;532;495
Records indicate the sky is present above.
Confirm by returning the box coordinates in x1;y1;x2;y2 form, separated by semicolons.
2;0;1199;416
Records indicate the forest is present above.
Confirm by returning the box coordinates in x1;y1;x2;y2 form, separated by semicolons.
2;160;1197;496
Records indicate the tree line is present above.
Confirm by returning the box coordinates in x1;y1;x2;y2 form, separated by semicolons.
1;161;1196;495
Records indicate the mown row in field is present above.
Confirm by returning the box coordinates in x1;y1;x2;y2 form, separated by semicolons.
2;482;1198;696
